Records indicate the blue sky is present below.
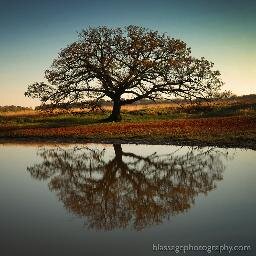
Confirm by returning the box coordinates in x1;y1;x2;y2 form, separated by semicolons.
0;0;255;106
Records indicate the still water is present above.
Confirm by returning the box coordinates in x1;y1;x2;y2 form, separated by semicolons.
0;143;255;256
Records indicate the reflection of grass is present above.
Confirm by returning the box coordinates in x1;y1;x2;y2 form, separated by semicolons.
0;95;256;148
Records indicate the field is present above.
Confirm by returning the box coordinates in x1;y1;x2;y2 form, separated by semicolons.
0;95;256;148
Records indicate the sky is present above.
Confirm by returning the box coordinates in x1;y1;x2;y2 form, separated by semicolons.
0;0;255;107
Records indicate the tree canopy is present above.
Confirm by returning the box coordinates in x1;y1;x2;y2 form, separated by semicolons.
25;25;224;121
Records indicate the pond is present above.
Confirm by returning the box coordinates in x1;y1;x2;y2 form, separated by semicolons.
0;143;255;255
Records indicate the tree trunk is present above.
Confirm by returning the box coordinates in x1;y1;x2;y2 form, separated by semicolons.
113;144;123;162
108;98;122;122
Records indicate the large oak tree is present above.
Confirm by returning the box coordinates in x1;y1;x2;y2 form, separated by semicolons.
25;25;223;121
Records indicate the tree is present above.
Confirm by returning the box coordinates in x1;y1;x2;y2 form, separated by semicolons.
27;144;229;230
25;25;223;121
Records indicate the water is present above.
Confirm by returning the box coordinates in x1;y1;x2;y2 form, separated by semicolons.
0;143;255;256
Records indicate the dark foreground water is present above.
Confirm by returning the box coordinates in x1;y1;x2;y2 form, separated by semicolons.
0;143;255;256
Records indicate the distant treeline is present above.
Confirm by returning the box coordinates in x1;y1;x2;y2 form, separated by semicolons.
238;94;256;100
34;98;190;110
0;105;33;112
35;95;242;111
3;94;255;112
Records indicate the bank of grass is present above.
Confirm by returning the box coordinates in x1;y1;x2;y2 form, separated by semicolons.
0;95;256;149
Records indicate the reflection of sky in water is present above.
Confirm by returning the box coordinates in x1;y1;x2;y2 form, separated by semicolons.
0;144;255;256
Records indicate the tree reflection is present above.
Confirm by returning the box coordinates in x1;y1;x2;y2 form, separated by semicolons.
27;144;230;231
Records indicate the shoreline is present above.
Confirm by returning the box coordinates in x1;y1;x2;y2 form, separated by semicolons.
1;115;255;149
0;136;255;150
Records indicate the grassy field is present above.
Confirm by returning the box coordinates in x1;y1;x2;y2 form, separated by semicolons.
0;95;256;148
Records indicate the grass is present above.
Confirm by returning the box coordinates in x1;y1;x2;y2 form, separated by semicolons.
0;95;256;148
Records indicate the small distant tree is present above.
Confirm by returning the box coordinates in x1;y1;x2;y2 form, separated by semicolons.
25;25;223;121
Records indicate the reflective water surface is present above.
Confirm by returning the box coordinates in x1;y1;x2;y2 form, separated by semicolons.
0;144;255;255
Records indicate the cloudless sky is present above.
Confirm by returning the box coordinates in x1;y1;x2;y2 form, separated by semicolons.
0;0;255;106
